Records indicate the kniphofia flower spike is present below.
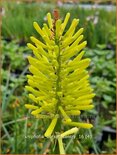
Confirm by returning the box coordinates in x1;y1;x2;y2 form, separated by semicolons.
25;12;95;154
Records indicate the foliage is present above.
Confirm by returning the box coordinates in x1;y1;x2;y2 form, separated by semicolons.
85;47;116;106
104;137;116;153
2;40;29;71
1;40;29;113
2;1;116;48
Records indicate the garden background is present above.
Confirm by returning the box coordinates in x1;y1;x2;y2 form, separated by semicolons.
1;0;116;154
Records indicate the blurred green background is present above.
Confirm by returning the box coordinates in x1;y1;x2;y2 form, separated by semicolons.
1;0;116;154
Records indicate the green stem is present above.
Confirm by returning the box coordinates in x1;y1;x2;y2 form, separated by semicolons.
55;38;62;128
58;136;65;154
55;44;61;111
54;35;62;154
14;108;17;153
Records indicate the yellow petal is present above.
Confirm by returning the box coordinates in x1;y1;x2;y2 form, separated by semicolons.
27;43;41;60
73;28;84;40
56;19;62;38
43;23;51;36
44;115;58;137
47;12;53;29
25;104;38;109
63;121;93;129
70;35;84;49
64;19;79;37
63;41;87;60
77;94;95;101
66;110;81;115
59;106;71;122
60;127;79;138
25;86;40;96
33;22;44;37
29;94;38;103
66;105;94;111
61;12;70;35
31;108;43;115
30;36;47;49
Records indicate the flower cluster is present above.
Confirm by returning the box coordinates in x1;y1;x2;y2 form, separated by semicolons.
25;12;95;153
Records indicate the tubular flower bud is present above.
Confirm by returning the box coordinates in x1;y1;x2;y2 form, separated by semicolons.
47;13;53;29
44;114;58;138
55;19;62;38
60;127;79;138
63;19;79;38
33;22;44;38
60;12;70;35
25;12;95;152
63;121;93;129
59;106;71;122
25;104;38;109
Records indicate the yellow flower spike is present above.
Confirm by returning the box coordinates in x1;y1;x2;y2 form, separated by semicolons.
58;136;65;154
63;121;93;129
60;127;79;138
33;22;44;38
25;104;38;109
47;12;53;29
59;106;71;122
25;13;95;152
61;12;70;35
44;114;58;138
